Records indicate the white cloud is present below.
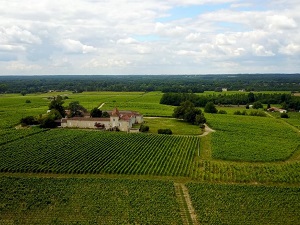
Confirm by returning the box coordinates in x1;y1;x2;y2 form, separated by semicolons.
61;39;97;54
0;0;300;74
279;43;300;55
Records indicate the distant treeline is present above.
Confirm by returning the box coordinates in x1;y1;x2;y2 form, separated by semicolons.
160;92;300;110
1;74;300;93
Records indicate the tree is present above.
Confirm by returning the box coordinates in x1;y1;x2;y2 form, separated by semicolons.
49;96;65;118
20;116;38;126
248;92;255;103
204;102;218;113
102;111;110;118
173;101;205;124
20;90;27;96
195;114;206;125
68;101;87;117
90;108;102;118
252;101;263;109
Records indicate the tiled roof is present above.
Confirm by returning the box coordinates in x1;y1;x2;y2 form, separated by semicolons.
111;107;120;116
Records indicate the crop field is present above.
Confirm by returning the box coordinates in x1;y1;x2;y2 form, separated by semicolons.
187;183;300;225
191;160;300;183
205;113;300;162
0;128;47;145
0;177;182;224
1;91;300;224
0;129;199;177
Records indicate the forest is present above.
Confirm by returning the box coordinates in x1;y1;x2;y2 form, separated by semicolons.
1;74;300;93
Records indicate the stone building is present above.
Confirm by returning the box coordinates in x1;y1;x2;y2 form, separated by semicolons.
61;108;143;132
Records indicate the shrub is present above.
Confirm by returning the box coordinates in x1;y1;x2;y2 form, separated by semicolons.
234;110;247;115
139;125;149;132
158;129;172;135
218;110;227;114
280;113;289;118
252;101;263;109
249;111;266;117
25;99;31;103
204;102;218;113
20;116;38;126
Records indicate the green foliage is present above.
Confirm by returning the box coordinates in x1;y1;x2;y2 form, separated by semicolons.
20;90;27;96
252;101;263;109
249;111;266;117
187;183;300;224
281;112;289;118
195;113;206;125
25;99;31;103
102;111;110;118
233;110;247;115
0;130;199;176
39;117;56;128
68;101;87;117
0;177;182;224
218;110;227;114
139;124;149;132
90;107;102;117
49;95;65;118
158;128;173;135
248;92;255;102
204;102;218;113
20;116;38;126
173;101;205;124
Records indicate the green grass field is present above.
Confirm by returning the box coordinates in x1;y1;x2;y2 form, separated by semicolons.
143;117;203;135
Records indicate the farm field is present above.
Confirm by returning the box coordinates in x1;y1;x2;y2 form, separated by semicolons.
0;129;199;177
187;183;300;225
205;113;300;162
0;177;182;224
1;90;300;224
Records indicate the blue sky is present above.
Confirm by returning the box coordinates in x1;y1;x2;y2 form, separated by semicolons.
0;0;299;75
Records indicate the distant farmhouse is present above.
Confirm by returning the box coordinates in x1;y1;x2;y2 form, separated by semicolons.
61;108;143;132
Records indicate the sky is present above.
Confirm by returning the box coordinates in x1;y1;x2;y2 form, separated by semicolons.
0;0;300;75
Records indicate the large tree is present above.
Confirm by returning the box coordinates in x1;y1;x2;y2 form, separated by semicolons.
90;108;102;118
173;101;205;125
49;95;65;117
68;101;87;117
204;102;218;113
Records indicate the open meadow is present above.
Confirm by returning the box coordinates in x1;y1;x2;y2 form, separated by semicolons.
1;91;300;224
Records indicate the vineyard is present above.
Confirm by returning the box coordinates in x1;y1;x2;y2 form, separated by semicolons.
206;113;300;162
187;183;300;224
0;177;182;224
0;129;199;177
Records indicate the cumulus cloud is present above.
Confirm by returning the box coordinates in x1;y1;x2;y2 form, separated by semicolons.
0;0;299;74
61;39;97;54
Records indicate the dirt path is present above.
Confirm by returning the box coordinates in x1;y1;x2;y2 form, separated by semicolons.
174;183;199;225
98;103;105;109
199;124;215;137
